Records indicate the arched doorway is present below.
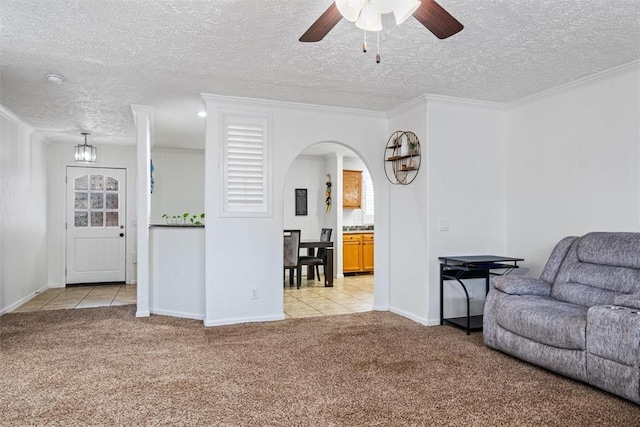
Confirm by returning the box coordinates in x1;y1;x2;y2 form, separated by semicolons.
282;142;375;318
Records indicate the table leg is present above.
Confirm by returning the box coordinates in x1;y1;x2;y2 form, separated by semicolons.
306;247;315;280
325;248;334;287
440;264;444;326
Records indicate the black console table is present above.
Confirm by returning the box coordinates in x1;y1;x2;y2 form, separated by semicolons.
439;255;524;334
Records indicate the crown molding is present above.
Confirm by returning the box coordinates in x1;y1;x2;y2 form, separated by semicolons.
386;95;428;118
425;94;505;110
506;60;640;109
200;93;387;119
387;94;504;119
0;103;34;132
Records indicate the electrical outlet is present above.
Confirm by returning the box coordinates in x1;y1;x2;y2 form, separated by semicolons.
250;287;259;299
439;219;450;231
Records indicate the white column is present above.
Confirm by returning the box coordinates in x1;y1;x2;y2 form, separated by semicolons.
130;104;154;317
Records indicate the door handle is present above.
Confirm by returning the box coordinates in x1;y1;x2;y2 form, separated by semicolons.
119;233;125;237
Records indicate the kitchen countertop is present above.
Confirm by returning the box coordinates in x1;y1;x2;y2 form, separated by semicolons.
343;227;374;234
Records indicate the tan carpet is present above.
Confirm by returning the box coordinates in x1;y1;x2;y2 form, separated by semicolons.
1;306;638;426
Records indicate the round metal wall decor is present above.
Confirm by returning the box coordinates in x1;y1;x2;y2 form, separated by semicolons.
383;131;421;185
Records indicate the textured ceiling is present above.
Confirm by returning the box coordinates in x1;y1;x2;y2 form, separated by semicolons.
1;0;639;149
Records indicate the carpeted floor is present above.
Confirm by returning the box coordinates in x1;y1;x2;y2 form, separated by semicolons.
1;306;638;426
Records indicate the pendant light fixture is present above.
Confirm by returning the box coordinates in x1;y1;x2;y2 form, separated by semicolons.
75;132;97;163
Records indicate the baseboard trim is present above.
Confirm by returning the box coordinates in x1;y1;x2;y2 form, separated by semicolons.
389;306;430;326
150;308;204;321
0;284;49;315
135;310;150;318
204;313;285;327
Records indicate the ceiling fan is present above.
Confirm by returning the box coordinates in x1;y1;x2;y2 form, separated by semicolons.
299;0;463;43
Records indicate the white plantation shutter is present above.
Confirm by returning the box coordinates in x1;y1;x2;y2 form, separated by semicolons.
221;113;272;216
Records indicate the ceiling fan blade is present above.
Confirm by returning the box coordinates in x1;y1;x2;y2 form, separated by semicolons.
413;0;463;39
299;2;343;42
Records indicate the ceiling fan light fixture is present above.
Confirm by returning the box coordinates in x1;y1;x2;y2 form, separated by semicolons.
355;5;382;31
392;0;421;25
335;0;365;22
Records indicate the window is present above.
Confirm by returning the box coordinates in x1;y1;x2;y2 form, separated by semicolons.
220;113;273;217
73;174;120;227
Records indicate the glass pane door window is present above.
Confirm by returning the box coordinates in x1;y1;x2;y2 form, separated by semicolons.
74;174;120;228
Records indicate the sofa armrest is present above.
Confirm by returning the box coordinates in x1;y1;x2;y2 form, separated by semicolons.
613;294;640;310
492;276;552;297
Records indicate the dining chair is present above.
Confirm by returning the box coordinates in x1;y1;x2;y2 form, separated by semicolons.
299;228;332;285
283;229;302;288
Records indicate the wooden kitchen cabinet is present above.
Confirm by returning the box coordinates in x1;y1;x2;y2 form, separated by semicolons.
343;233;374;273
343;234;362;272
343;170;362;208
362;233;374;271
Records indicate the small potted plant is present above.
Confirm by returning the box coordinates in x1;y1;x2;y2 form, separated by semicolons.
409;141;418;156
162;212;205;226
188;213;205;225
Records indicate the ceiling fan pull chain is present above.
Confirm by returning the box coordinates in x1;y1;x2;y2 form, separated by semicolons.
363;28;368;52
376;31;381;63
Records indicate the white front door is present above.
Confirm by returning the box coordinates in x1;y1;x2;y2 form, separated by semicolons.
66;167;126;284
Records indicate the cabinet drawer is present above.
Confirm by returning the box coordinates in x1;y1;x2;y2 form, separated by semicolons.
343;234;361;242
362;233;374;242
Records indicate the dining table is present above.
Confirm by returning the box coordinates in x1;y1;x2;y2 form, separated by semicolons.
300;240;334;287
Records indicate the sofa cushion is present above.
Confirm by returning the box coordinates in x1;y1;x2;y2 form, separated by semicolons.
576;232;640;269
492;276;551;296
614;294;640;310
552;238;640;307
551;280;624;308
540;236;578;284
493;294;588;350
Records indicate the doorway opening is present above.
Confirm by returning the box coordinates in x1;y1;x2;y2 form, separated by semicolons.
282;143;374;318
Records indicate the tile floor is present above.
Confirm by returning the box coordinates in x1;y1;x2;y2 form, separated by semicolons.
12;284;137;312
284;274;374;318
12;275;374;319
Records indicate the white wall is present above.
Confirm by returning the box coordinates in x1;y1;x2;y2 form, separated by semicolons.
506;65;640;277
324;153;342;275
283;155;327;239
150;149;204;224
426;98;507;323
386;96;507;325
0;106;49;314
150;227;205;319
48;144;138;286
202;95;390;325
386;99;430;323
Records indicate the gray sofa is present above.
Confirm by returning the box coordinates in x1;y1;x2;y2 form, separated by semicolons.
484;232;640;404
